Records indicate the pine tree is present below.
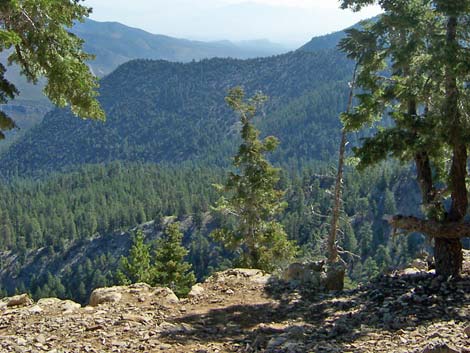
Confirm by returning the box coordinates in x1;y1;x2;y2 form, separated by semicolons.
340;0;470;277
211;87;297;271
154;222;195;297
116;230;153;285
0;0;105;139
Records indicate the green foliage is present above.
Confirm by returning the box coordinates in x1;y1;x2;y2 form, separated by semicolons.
154;223;196;297
339;0;470;183
212;88;297;271
339;0;470;276
0;162;220;253
116;230;153;285
116;222;196;297
0;0;104;138
361;257;380;280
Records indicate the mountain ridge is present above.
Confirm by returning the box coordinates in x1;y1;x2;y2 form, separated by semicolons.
0;49;354;175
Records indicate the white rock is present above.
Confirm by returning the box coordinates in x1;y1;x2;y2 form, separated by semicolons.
401;268;423;275
28;305;43;314
89;287;123;307
37;297;81;313
188;284;205;298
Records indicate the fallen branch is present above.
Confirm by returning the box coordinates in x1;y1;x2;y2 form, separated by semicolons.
385;215;470;239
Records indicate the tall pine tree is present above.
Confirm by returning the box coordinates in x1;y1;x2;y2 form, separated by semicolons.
340;0;470;277
212;87;297;272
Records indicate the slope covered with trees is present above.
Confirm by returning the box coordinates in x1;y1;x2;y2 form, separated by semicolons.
0;160;432;303
0;49;353;174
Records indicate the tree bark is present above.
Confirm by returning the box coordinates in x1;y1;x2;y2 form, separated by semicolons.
437;15;466;278
388;215;470;239
435;238;462;277
415;151;435;205
327;63;358;265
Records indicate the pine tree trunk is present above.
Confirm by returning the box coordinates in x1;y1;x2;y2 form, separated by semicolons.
439;15;466;278
327;63;358;265
325;64;358;291
435;238;462;278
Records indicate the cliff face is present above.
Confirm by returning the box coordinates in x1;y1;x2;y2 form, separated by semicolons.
1;257;469;353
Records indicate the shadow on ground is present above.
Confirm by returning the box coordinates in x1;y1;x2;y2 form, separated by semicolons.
159;271;470;352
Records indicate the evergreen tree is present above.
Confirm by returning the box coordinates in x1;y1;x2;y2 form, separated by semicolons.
0;0;104;138
340;0;470;276
212;87;297;271
154;222;195;297
358;222;373;260
362;257;379;280
375;244;392;272
116;230;153;285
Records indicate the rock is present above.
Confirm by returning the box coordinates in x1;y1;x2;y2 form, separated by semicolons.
89;287;123;307
37;298;81;313
35;334;46;344
6;294;33;307
282;261;326;288
152;287;179;304
28;305;43;314
401;268;423;275
266;334;288;351
282;342;306;353
16;337;27;346
464;325;470;338
422;342;460;353
410;259;429;271
286;325;306;339
120;314;150;323
325;262;346;291
213;268;271;285
188;284;205;298
226;268;265;277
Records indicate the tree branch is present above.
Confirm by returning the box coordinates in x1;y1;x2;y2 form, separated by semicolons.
385;215;470;239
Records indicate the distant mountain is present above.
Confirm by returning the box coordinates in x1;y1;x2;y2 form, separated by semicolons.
298;16;378;52
0;19;289;148
2;19;289;102
0;49;354;174
298;30;347;52
72;19;290;77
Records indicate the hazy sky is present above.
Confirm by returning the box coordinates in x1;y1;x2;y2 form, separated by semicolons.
83;0;381;46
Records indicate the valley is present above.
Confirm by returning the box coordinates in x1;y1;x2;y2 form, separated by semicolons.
0;2;469;352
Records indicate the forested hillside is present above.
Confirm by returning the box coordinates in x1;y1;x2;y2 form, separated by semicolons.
0;160;428;302
0;50;353;175
0;18;289;147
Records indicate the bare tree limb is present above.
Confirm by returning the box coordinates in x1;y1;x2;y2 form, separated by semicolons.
385;215;470;239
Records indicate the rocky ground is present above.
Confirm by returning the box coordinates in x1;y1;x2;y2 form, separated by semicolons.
0;253;469;353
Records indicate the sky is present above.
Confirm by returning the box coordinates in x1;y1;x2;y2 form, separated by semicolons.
83;0;381;47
